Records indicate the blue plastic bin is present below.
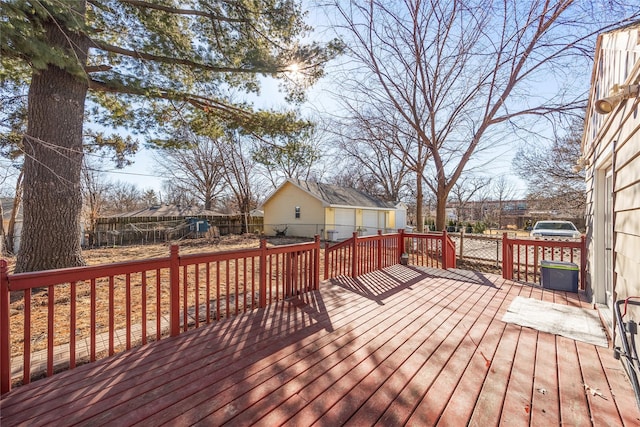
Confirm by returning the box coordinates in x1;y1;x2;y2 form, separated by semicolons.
541;260;579;292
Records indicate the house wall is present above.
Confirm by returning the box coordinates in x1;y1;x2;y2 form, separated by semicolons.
583;24;640;327
262;182;326;238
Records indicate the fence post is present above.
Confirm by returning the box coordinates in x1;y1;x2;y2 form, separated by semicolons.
398;229;405;259
351;232;359;278
1;260;10;395
169;245;180;337
459;230;464;260
259;239;267;307
314;235;321;290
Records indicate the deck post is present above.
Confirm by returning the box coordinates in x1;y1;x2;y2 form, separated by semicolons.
170;245;180;337
501;233;511;280
351;232;359;278
1;260;10;395
442;230;449;269
398;229;405;262
259;239;267;307
314;235;320;290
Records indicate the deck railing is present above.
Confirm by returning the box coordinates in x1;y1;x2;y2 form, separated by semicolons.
324;230;456;280
401;231;457;270
502;233;586;289
1;237;320;395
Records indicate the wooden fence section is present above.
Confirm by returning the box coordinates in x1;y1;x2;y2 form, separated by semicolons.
324;231;456;280
0;237;320;395
502;233;586;289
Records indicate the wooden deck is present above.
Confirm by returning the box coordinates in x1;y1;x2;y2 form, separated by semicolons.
1;266;638;426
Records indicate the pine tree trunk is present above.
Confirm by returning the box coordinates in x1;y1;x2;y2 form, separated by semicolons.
16;2;89;272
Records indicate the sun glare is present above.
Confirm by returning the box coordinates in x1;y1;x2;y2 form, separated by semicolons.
286;62;300;75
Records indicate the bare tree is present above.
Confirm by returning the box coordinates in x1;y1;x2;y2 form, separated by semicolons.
218;133;263;231
106;182;144;214
81;159;113;246
449;176;491;224
491;175;519;228
155;133;226;210
324;0;638;230
514;117;585;216
333;111;414;203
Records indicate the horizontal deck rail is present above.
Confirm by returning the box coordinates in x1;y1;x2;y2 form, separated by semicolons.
1;237;320;395
502;233;586;289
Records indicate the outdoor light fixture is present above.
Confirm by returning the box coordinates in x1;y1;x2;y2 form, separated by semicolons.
594;84;640;114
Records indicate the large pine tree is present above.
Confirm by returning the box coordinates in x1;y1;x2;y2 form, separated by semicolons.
1;0;340;272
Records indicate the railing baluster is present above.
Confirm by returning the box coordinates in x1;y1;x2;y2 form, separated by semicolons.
48;284;54;376
70;281;77;368
23;289;31;385
108;276;114;356
141;272;147;345
126;274;131;349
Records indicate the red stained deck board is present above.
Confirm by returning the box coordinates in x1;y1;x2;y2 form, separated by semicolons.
134;274;456;426
180;276;465;426
575;340;624;426
468;324;522;425
347;278;502;427
399;277;511;426
341;284;501;425
3;298;330;424
90;278;440;426
3;289;364;425
435;279;530;426
556;336;592;426
498;326;538;426
4;294;326;405
530;332;561;425
296;276;499;426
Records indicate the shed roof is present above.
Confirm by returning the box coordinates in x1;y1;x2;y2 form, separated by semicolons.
279;179;398;210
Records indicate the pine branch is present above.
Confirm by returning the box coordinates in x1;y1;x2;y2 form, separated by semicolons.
89;39;286;74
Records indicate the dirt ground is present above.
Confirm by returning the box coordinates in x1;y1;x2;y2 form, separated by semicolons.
3;234;314;273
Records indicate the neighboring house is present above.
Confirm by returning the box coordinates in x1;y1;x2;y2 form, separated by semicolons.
1;197;23;253
262;179;407;240
582;21;640;335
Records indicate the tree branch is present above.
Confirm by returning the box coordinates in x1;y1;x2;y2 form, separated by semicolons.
89;39;286;74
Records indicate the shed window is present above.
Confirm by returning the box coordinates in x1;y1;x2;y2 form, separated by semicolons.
295;206;301;219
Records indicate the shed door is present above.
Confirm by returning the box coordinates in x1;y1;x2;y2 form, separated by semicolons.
362;210;379;236
334;208;355;240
